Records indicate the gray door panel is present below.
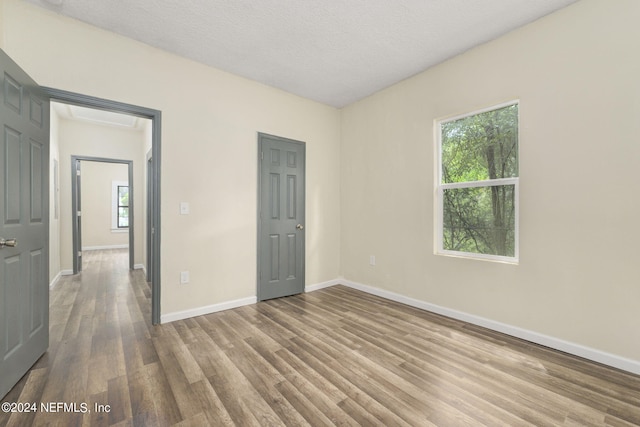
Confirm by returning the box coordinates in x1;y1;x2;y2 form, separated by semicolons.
258;134;305;301
74;159;82;272
0;48;50;398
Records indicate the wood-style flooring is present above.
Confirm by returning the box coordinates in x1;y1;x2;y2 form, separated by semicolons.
1;249;639;426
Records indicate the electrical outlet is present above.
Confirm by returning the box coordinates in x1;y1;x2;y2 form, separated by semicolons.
180;271;189;284
369;255;376;266
180;202;190;215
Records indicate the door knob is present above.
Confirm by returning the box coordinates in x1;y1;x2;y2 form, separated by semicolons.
0;238;17;248
296;224;304;230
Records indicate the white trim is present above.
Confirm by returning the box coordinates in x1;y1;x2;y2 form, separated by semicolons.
440;177;518;190
435;100;520;264
340;279;640;376
60;270;74;276
161;296;257;324
112;180;129;229
134;264;146;272
305;278;342;293
438;99;520;125
49;271;62;290
82;244;129;251
156;277;640;374
165;280;344;323
162;279;339;324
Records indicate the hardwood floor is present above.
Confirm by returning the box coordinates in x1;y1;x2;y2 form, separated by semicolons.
1;249;639;426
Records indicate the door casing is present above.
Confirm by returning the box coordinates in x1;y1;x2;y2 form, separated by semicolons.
71;156;134;273
42;87;162;325
146;150;154;285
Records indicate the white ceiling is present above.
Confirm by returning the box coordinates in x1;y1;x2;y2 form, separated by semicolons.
52;101;146;130
27;0;577;108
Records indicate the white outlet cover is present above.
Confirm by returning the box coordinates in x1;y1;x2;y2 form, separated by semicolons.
180;271;189;284
180;202;190;215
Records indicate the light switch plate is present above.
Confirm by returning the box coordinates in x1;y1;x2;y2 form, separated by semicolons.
180;271;189;284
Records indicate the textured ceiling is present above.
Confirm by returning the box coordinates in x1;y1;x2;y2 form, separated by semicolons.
26;0;577;107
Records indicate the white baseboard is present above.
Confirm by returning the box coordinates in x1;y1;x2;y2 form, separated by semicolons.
340;279;640;376
306;278;342;293
161;296;257;324
134;264;146;275
82;245;129;251
162;278;343;324
49;271;62;290
50;270;74;289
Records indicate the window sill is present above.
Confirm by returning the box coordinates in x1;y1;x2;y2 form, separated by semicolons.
436;250;519;265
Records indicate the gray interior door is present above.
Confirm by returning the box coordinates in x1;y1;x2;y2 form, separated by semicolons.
258;134;305;301
73;158;82;272
0;49;50;398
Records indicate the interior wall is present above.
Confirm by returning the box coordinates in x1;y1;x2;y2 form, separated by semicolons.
0;1;4;49
2;0;342;315
81;161;129;249
57;117;145;271
48;106;60;282
341;0;640;363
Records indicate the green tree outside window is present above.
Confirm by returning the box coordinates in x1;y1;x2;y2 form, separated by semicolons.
117;185;129;228
438;102;519;260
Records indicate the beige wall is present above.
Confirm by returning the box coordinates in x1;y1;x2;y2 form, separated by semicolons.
48;104;60;282
2;0;341;315
341;0;640;362
57;117;146;271
81;161;129;249
0;0;5;49
5;0;637;368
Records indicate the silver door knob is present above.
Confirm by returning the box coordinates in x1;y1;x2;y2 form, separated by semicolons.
296;224;304;230
0;238;17;248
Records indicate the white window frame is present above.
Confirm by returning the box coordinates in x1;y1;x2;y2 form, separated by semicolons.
435;100;520;264
111;180;129;232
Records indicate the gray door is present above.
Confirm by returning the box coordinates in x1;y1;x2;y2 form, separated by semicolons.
258;134;305;301
0;49;50;398
73;158;82;272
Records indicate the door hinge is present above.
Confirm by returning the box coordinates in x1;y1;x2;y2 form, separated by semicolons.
76;169;81;176
77;211;81;217
261;151;264;160
78;251;82;257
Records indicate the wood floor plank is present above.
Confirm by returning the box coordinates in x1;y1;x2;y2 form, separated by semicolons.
141;361;182;425
2;249;639;426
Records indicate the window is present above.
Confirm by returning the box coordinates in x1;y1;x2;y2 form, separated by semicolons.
117;185;129;228
436;101;519;262
111;181;129;230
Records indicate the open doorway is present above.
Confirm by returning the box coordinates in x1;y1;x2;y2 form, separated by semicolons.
46;90;162;324
71;157;134;273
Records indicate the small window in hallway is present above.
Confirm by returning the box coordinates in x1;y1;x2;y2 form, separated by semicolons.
117;185;129;228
